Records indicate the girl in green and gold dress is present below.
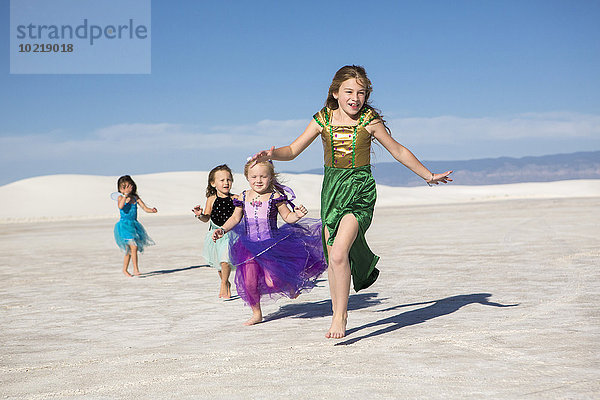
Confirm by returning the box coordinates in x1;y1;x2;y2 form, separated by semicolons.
251;65;452;339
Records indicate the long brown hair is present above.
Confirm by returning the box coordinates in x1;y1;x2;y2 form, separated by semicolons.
325;65;391;136
206;164;234;197
325;65;373;110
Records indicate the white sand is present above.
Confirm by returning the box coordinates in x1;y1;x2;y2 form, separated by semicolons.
0;172;599;222
1;174;599;398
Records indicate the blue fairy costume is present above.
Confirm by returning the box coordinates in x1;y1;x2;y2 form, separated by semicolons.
113;195;155;253
202;194;236;270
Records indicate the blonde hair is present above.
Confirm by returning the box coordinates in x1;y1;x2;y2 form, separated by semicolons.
244;160;283;193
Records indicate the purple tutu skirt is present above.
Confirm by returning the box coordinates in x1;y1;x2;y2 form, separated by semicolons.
230;218;327;307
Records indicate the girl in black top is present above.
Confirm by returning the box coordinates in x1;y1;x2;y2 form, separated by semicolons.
193;165;236;299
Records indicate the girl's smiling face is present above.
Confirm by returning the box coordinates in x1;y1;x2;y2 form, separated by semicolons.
247;164;272;195
334;78;367;118
211;170;233;196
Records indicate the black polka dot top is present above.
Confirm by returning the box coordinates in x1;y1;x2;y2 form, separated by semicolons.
211;195;235;227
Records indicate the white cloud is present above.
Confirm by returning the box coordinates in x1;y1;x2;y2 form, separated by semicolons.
92;123;252;151
388;112;600;143
0;120;310;162
89;120;310;152
1;112;598;167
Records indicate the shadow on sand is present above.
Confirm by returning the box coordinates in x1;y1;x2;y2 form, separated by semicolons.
263;291;385;322
140;265;243;300
336;293;519;346
138;265;208;277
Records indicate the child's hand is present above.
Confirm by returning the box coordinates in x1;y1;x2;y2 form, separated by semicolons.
294;204;308;219
212;228;225;242
121;183;133;196
250;146;274;166
427;170;453;186
151;207;158;213
192;205;203;216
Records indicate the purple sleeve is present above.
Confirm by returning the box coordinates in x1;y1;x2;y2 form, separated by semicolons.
273;194;296;209
272;194;288;204
232;198;244;208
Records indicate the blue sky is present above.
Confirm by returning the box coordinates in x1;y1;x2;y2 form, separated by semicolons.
1;0;599;185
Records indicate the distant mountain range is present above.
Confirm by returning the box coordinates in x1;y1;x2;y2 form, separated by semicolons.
292;151;600;186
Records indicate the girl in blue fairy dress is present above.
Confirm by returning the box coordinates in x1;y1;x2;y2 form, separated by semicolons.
193;164;236;299
113;175;157;277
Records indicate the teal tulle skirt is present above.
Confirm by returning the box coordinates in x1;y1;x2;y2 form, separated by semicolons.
114;219;155;254
203;221;234;270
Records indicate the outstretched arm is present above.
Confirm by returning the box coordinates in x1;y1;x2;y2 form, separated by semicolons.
251;119;321;164
193;196;214;223
370;121;452;185
212;205;243;241
137;197;158;213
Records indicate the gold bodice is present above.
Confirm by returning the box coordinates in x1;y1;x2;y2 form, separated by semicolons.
313;107;379;168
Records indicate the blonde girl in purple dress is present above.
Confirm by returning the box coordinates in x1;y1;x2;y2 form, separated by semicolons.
213;160;327;326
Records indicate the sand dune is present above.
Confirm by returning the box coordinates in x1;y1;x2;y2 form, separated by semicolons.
0;172;599;223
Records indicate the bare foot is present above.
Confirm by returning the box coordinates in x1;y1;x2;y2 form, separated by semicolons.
133;269;141;276
244;310;263;326
123;270;133;277
325;314;347;339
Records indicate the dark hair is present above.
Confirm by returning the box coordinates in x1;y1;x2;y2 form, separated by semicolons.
206;164;234;197
117;175;138;198
326;64;391;136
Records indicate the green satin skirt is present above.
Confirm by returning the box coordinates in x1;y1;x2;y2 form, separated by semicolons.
321;165;379;291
